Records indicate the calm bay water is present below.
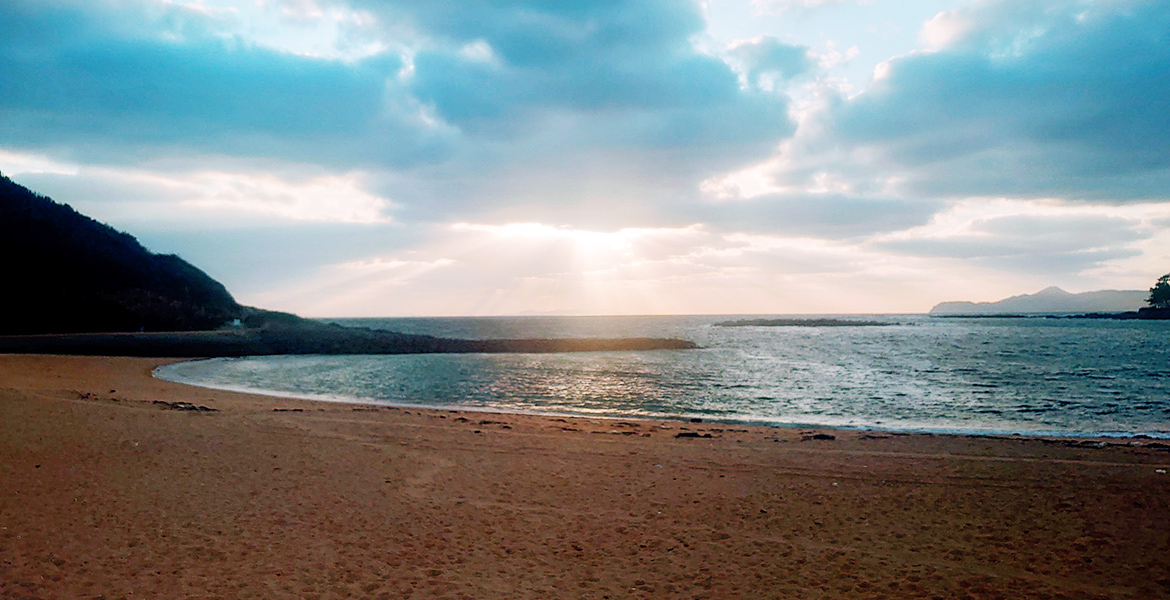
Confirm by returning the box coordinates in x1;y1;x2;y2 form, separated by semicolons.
154;315;1170;438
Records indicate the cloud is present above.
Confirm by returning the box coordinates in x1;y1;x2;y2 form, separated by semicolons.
392;0;796;173
0;3;444;167
0;0;800;229
702;194;943;238
873;201;1161;274
169;171;395;223
0;149;79;176
776;0;1170;202
248;219;1000;316
728;36;814;88
135;222;420;298
5;0;1169;315
0;0;794;167
751;0;851;14
252;221;737;315
13;165;393;226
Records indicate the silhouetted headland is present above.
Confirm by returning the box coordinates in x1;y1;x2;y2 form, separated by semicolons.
1;173;243;334
0;173;696;355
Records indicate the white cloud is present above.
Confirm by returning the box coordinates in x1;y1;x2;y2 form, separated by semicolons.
752;0;849;14
726;36;813;91
174;171;393;223
0;149;79;176
14;166;393;226
872;198;1170;277
4;0;1169;317
179;0;389;60
919;7;971;50
458;39;499;65
734;0;1170;205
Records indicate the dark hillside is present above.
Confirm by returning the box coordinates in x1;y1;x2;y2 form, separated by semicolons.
0;173;242;334
0;173;697;353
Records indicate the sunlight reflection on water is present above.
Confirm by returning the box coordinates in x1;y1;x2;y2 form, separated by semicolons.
155;315;1170;438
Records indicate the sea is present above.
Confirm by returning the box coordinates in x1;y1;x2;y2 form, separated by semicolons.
153;315;1170;439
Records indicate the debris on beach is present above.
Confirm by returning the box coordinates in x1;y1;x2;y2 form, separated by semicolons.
152;400;218;412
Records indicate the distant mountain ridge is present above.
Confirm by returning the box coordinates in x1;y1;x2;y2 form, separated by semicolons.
930;286;1147;316
0;172;244;334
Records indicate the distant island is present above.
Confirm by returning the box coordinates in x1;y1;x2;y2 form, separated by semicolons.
715;318;893;327
0;173;695;355
930;285;1169;319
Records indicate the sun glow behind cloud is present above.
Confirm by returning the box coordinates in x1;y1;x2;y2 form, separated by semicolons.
2;0;1169;316
266;222;721;316
250;219;1079;317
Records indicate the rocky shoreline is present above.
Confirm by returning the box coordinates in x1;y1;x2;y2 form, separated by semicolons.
0;320;697;357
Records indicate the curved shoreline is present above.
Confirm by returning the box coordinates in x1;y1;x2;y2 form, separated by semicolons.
4;354;1170;599
153;356;1170;442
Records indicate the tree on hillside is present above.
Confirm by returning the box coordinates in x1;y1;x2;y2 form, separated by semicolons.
1149;273;1170;309
0;172;242;333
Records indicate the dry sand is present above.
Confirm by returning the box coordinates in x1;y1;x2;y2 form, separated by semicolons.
1;354;1169;600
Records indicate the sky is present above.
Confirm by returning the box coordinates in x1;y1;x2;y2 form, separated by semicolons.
2;0;1168;317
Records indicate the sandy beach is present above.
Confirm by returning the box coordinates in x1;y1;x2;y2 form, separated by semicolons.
2;354;1169;599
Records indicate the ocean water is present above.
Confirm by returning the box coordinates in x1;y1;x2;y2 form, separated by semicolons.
154;315;1170;438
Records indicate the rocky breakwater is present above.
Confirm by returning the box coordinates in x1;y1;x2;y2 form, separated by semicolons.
0;318;698;357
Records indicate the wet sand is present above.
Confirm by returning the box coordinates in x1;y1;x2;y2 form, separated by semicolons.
2;354;1168;599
